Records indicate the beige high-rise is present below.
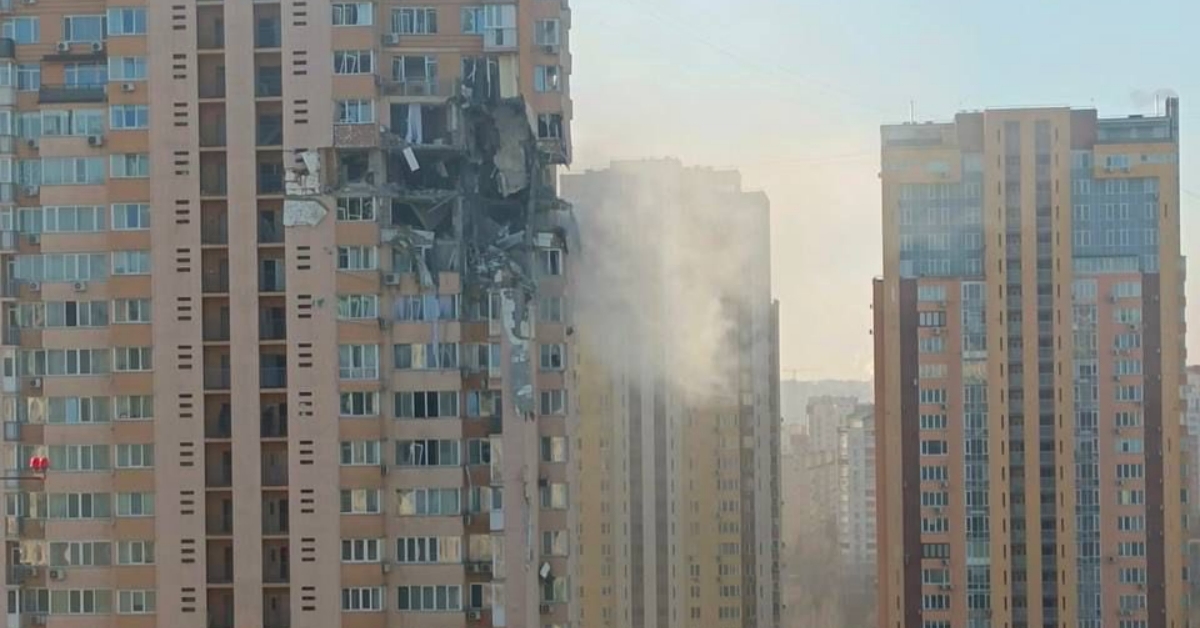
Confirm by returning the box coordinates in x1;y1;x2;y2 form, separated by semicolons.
562;160;782;628
875;103;1184;628
0;1;575;627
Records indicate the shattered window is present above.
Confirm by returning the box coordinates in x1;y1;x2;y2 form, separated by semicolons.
534;65;560;92
460;7;484;34
539;343;565;371
339;391;379;417
393;7;437;34
465;390;501;417
536;113;563;140
332;2;374;26
333;50;374;75
337;294;378;319
395;391;460;419
395;295;425;321
335;100;375;125
393;55;437;84
337;197;376;221
539;248;563;276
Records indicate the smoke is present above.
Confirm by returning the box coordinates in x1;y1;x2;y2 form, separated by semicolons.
567;160;766;401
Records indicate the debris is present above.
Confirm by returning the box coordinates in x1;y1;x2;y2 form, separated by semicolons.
403;147;420;172
282;199;327;227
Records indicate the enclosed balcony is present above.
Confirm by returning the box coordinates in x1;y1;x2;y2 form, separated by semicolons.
255;64;282;99
205;399;232;440
39;83;106;104
259;303;287;341
258;155;284;195
205;443;233;488
206;494;233;536
203;302;231;342
202;250;230;293
257;204;283;244
260;352;287;389
198;55;226;99
259;254;285;293
261;443;288;487
206;540;234;585
196;4;225;50
264;591;291;628
260;400;288;438
262;495;289;536
262;540;289;583
204;350;232;391
254;5;282;49
199;103;227;148
256;104;283;147
200;152;228;196
208;591;235;628
201;201;229;245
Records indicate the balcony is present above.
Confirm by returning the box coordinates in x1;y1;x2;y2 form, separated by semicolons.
257;114;283;147
261;447;288;487
382;78;443;98
260;317;286;341
258;169;284;195
260;366;287;389
258;218;283;244
261;403;287;438
39;83;106;104
202;220;228;246
259;264;285;293
255;23;281;49
205;403;232;439
0;38;14;59
207;496;233;535
203;270;230;294
262;496;289;535
262;541;289;583
256;67;282;98
205;367;231;391
207;541;234;584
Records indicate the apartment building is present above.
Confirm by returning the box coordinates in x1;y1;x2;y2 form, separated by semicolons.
805;395;858;533
561;160;782;628
0;1;574;627
837;403;876;585
875;102;1184;628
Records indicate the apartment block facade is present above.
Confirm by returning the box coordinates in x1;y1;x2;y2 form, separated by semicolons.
562;160;782;628
0;1;574;627
875;103;1184;628
837;403;876;585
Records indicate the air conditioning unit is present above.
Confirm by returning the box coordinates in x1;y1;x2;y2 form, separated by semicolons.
55;41;69;52
26;281;40;292
26;139;37;149
23;185;39;197
939;584;952;591
120;82;136;93
73;281;87;292
939;481;948;488
542;44;559;55
384;33;401;45
26;233;39;245
48;568;65;580
29;377;42;389
90;41;104;53
383;273;402;286
466;610;482;620
87;135;104;147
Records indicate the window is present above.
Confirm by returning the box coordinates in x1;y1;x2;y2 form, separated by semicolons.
109;105;148;130
116;540;154;565
39;109;101;137
398;488;461;516
117;590;154;615
27;205;105;233
1118;541;1146;557
340;440;381;466
339;391;378;417
919;388;946;404
540;343;565;370
107;8;147;36
918;311;945;327
395;391;459;419
921;440;948;456
539;248;563;276
1116;385;1143;402
46;397;110;424
62;16;106;43
108;57;146;81
337;245;377;270
534;18;560;45
1117;516;1145;531
1117;438;1144;454
922;517;949;534
110;153;149;178
394;294;459;321
534;65;560;92
114;346;151;372
342;587;384;612
398;439;461;467
333;50;374;75
542;530;568;556
540;483;568;509
539;296;564;322
397;585;462;611
115;444;153;468
465;390;501;418
111;203;150;230
393;8;437;34
396;536;461;564
921;491;949;507
336;99;374;125
337;294;378;319
461;6;484;34
116;492;154;517
48;444;110;471
1117;489;1145;506
19;301;108;328
394;343;458;370
49;589;112;615
16;64;40;91
919;337;944;353
340;489;381;514
540;389;567;415
919;414;947;430
541;578;569;604
541;436;567;462
3;17;39;44
23;348;111;376
64;62;107;86
466;439;492;465
48;493;111;519
336;197;376;221
341;538;382;563
40;157;105;185
114;395;152;420
1116;411;1142;427
537;113;563;140
920;465;948;481
332;3;374;26
338;344;379;379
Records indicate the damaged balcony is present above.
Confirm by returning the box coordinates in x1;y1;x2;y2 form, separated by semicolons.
384;102;460;150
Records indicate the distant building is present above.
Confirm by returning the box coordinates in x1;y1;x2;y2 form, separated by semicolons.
837;404;877;584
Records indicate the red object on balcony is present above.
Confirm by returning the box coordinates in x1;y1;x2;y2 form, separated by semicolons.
28;456;49;472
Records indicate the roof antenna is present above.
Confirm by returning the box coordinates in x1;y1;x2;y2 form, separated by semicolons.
909;100;915;124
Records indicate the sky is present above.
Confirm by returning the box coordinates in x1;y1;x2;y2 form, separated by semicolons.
568;0;1200;380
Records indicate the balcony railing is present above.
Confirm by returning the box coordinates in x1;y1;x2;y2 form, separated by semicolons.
201;177;228;197
258;173;284;195
204;321;231;342
201;222;229;245
255;24;281;48
259;318;286;341
259;273;285;293
200;126;227;148
199;83;226;99
206;469;232;489
258;222;283;244
255;74;282;98
202;271;230;293
206;412;232;439
204;367;231;390
261;465;288;487
39;83;106;104
382;78;442;97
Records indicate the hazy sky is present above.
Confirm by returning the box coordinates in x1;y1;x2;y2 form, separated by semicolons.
569;0;1200;380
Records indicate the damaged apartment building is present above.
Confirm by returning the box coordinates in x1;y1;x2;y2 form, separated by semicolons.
0;3;575;628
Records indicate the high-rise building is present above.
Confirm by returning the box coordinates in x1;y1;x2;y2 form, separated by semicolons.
561;159;781;628
806;396;858;531
874;102;1183;628
0;2;574;627
837;403;876;586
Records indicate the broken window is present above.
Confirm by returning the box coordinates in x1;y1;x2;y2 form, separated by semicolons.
537;113;563;140
336;99;374;125
539;344;565;371
338;344;379;379
332;2;374;26
392;56;437;93
460;6;484;34
539;249;563;276
534;66;560;92
461;56;501;100
336;197;376;222
534;19;560;46
482;5;516;47
392;243;432;274
337;246;378;271
333;50;374;75
337;295;378;319
392;7;437;34
337;151;370;184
